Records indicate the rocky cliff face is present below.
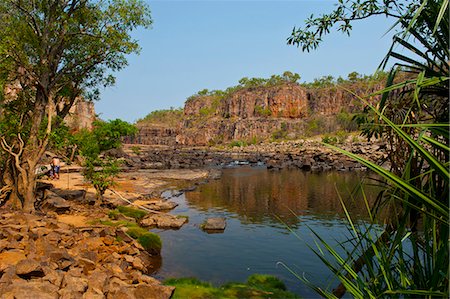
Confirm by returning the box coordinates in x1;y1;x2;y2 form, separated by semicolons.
210;84;308;118
3;81;96;131
63;97;96;131
136;81;383;146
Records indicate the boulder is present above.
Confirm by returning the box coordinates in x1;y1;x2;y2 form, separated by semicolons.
0;251;27;271
52;189;87;202
147;201;178;211
1;280;59;299
202;217;226;231
140;214;187;229
41;190;71;213
15;259;45;278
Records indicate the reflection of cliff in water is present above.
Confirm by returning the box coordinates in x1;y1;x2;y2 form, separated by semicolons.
185;168;380;228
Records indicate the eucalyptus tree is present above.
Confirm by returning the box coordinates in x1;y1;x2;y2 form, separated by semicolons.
0;0;151;212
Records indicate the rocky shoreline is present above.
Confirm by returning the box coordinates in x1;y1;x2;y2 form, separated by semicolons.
121;138;388;172
0;169;211;299
0;139;387;298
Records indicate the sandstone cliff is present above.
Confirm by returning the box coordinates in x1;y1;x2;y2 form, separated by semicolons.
3;81;96;131
63;97;96;131
135;80;384;146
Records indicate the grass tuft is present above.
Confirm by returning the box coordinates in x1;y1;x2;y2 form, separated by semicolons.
165;275;299;299
117;205;147;220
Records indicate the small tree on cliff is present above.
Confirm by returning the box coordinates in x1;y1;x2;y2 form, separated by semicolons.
0;0;151;212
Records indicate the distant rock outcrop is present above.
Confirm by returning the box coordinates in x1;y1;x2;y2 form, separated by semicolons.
134;81;384;146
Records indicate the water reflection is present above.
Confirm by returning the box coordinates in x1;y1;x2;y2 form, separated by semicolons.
186;167;378;228
152;168;381;297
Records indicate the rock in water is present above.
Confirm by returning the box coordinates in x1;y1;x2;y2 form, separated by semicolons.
202;217;226;232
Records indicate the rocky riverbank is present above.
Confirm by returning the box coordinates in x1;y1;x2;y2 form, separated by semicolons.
0;169;211;299
121;137;388;172
0;138;386;298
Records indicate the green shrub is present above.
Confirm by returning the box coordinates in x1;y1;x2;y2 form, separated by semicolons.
254;105;272;117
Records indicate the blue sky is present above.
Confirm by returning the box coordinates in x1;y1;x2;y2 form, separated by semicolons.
96;0;396;122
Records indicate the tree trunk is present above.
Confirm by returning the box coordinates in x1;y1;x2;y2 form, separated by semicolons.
3;157;38;213
20;172;37;213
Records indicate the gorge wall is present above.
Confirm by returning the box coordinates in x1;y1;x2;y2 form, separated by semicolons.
3;80;96;131
135;81;383;146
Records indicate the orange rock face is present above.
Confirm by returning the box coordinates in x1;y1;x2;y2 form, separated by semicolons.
135;81;384;146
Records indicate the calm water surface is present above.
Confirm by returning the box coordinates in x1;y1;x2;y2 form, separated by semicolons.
150;167;380;297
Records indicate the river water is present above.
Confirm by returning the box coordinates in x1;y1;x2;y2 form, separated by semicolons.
151;166;380;297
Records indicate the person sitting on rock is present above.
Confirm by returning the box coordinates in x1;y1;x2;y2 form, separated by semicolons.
51;156;61;180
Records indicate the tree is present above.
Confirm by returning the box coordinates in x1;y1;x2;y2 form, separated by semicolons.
0;0;151;212
288;0;449;297
287;0;417;52
75;119;137;202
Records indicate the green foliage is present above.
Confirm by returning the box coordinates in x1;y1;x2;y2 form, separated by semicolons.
287;0;418;52
74;119;136;200
238;72;301;89
136;107;183;125
136;232;162;253
302;71;388;88
117;205;147;220
92;119;137;152
125;226;150;239
229;140;248;148
125;227;161;253
164;278;221;299
228;137;260;147
322;131;348;145
246;274;287;291
321;135;338;145
130;145;141;155
290;1;449;297
305;117;326;136
98;216;161;253
199;106;215;117
165;275;299;299
271;122;288;141
0;0;151;210
336;111;358;132
254;105;272;117
82;157;120;200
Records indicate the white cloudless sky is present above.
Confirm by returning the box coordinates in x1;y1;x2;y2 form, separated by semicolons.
96;0;396;122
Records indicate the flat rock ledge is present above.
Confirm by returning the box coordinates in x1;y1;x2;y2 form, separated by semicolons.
140;213;188;229
0;210;174;299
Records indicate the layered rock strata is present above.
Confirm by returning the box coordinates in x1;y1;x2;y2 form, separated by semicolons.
135;82;383;146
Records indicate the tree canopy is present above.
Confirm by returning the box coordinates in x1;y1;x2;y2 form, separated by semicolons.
0;0;151;211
